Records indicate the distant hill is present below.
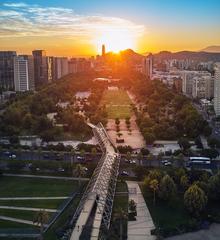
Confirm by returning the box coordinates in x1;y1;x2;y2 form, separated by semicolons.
201;46;220;53
153;50;220;62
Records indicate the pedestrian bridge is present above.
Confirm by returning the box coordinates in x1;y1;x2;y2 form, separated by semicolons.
64;123;120;240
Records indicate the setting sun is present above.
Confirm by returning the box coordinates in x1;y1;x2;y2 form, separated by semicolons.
95;29;136;53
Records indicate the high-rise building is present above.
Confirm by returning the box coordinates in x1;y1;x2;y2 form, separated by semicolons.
20;55;35;90
214;63;220;116
56;57;68;79
142;53;153;79
102;44;106;57
47;56;57;82
14;56;29;92
68;58;78;74
0;51;17;90
32;50;48;87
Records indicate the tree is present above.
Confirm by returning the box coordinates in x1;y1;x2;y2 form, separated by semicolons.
137;152;143;165
128;199;137;219
178;138;191;151
114;208;127;240
74;164;86;188
208;172;220;200
147;153;154;166
126;151;132;161
176;153;185;167
203;125;212;137
144;132;156;145
91;147;97;159
149;179;159;205
159;175;177;201
184;184;207;216
180;175;189;190
33;210;49;240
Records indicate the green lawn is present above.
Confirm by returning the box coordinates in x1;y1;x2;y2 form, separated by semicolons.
140;183;193;237
101;89;132;119
0;176;78;197
0;176;80;234
44;195;81;240
108;183;128;240
0;209;52;222
101;89;132;105
0;220;38;229
0;199;62;209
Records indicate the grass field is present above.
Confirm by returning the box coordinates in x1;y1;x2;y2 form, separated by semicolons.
101;89;132;119
0;176;78;198
0;176;80;232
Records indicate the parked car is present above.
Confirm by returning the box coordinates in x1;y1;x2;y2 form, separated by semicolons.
121;170;129;176
9;154;16;159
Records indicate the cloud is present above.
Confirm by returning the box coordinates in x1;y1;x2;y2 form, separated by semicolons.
3;2;29;8
0;2;146;41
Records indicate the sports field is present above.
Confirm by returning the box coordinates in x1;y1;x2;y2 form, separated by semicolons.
101;89;132;119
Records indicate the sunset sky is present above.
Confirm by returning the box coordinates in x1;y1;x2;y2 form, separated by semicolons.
0;0;220;56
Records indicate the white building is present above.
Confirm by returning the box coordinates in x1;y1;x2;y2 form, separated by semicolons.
192;75;213;99
214;63;220;116
14;56;29;91
56;57;69;79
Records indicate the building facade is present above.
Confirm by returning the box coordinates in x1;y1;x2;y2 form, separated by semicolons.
14;56;29;91
32;50;48;87
214;63;220;116
0;51;17;91
20;55;35;90
142;53;153;79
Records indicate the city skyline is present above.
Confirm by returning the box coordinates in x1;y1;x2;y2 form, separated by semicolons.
0;0;220;56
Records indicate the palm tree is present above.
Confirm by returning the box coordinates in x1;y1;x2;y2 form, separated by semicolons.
74;163;86;188
147;153;154;167
33;210;49;240
91;147;97;160
114;208;128;240
149;179;159;205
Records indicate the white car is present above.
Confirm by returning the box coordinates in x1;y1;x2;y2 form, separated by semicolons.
9;154;16;159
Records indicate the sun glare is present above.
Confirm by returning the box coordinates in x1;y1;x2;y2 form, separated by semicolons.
95;29;136;53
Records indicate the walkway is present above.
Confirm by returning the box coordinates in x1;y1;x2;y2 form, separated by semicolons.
126;181;156;240
0;216;48;226
3;173;89;181
0;206;58;212
165;223;220;240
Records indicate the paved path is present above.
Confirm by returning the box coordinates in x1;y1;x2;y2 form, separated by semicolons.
0;216;49;226
0;206;58;212
126;181;156;240
3;173;89;181
165;223;220;240
0;196;69;200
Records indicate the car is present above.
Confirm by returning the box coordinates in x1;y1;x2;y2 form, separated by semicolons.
9;154;16;159
164;161;172;166
121;171;129;176
43;154;50;159
161;160;169;164
58;168;65;172
36;168;40;171
3;151;10;155
129;160;136;164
